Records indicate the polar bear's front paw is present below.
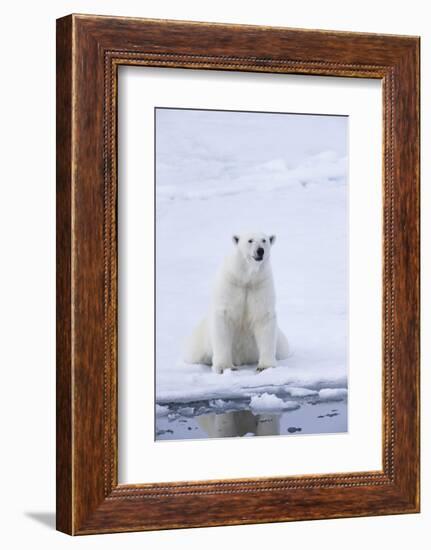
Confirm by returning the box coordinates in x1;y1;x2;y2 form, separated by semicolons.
256;362;276;373
212;363;231;374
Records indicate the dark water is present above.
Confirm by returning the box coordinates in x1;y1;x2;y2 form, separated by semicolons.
155;398;347;441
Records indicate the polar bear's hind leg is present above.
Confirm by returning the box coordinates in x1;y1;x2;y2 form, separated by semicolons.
183;318;212;365
276;328;289;360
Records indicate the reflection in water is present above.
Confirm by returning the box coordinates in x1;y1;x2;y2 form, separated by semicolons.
198;410;280;438
156;400;348;440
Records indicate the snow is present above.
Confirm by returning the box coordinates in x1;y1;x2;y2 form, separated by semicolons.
318;388;348;402
250;393;300;412
156;363;346;404
285;387;318;398
155;108;348;409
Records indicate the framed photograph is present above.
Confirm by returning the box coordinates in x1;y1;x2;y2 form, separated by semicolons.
153;106;349;443
56;14;420;535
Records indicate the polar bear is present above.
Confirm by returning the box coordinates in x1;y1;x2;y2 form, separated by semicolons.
184;232;289;374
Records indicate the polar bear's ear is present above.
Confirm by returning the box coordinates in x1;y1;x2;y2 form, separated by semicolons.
232;235;239;245
269;235;276;245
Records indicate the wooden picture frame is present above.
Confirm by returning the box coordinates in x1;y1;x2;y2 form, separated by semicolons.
56;14;420;535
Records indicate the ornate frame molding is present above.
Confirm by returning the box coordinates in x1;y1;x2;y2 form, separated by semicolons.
57;14;419;534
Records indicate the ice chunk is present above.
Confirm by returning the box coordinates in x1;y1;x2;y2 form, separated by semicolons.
155;404;170;417
178;406;194;417
250;393;300;412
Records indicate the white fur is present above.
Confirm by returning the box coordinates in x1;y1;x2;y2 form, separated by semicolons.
184;232;289;374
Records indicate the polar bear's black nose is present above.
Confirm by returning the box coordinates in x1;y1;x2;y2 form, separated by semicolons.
257;247;264;257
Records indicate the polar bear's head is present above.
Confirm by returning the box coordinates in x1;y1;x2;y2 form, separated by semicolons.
232;232;276;265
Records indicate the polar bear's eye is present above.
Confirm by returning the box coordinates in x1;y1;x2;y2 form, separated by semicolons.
262;239;266;243
248;239;253;243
